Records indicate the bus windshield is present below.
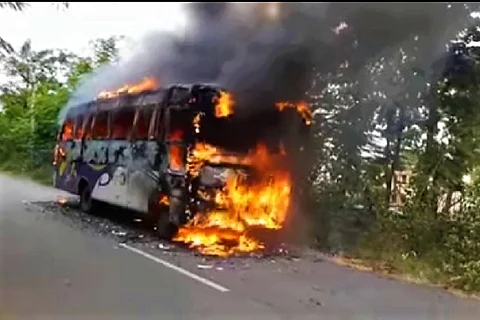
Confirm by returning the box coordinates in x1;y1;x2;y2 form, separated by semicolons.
197;108;288;154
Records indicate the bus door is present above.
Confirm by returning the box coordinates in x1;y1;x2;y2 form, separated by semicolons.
164;86;193;175
165;108;192;175
83;110;110;166
82;110;114;203
125;106;157;213
105;107;136;207
54;116;77;192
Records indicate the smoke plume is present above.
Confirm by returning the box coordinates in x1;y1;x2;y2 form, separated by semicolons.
65;3;476;117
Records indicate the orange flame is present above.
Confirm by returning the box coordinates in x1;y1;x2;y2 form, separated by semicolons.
97;77;159;99
214;91;234;118
193;113;202;134
159;195;170;206
276;101;313;126
56;198;68;205
61;120;74;141
168;129;185;171
189;143;254;170
53;144;66;165
174;143;292;257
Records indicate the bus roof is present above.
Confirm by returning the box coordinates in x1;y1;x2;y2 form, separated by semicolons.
65;83;222;119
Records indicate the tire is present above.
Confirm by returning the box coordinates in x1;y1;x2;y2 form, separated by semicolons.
79;184;96;213
168;196;187;225
147;193;179;240
155;212;178;240
156;196;187;240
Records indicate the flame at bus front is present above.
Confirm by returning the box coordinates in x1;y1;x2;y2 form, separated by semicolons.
214;91;234;118
174;143;292;257
97;77;159;99
275;101;313;126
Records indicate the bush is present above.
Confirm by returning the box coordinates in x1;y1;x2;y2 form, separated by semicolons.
441;203;480;292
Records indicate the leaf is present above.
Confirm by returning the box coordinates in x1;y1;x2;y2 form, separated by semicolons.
19;39;31;57
0;36;14;54
0;2;29;11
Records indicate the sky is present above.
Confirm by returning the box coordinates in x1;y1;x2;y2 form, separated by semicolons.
0;2;188;112
0;2;187;55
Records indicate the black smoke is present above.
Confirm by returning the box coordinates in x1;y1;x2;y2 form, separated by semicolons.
66;2;477;117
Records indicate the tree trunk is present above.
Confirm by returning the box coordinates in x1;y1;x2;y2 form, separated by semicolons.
384;109;395;205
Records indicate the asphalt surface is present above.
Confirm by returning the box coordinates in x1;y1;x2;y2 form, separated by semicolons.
1;174;480;320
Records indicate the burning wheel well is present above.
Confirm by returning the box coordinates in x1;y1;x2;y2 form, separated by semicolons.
77;178;89;195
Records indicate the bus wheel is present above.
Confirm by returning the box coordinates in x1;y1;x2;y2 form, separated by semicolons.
147;194;178;240
169;196;187;225
156;196;186;240
79;184;96;213
155;212;178;240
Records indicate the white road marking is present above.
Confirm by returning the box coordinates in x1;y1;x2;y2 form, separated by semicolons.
119;243;230;293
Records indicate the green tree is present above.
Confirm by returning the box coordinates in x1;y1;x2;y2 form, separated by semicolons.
89;36;124;66
0;39;75;169
0;35;122;180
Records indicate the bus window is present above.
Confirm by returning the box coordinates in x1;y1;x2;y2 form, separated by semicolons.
74;115;84;140
83;114;92;140
153;108;164;140
61;119;74;141
91;111;109;140
134;108;153;140
168;109;192;142
112;109;135;140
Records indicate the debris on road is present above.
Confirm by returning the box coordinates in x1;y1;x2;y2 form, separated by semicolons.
158;243;171;250
111;230;127;236
29;200;308;266
308;297;322;307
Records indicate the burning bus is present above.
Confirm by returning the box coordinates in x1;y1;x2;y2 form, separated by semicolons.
53;78;311;256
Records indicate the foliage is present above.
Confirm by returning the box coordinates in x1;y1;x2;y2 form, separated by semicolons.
89;36;125;66
441;180;480;292
0;37;119;183
304;4;480;293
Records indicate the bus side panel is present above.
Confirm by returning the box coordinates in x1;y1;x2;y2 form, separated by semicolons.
75;160;112;195
82;139;128;208
86;162;127;207
124;140;165;213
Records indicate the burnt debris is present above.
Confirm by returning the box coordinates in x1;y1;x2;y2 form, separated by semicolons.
28;199;302;260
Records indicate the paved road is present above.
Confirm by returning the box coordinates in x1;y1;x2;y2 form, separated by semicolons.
1;174;480;320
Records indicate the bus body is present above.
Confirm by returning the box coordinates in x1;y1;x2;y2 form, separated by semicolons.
53;83;307;238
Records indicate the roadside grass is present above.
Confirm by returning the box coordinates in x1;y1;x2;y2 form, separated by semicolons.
354;245;446;286
312;214;480;298
0;160;52;185
327;237;480;300
330;252;479;301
